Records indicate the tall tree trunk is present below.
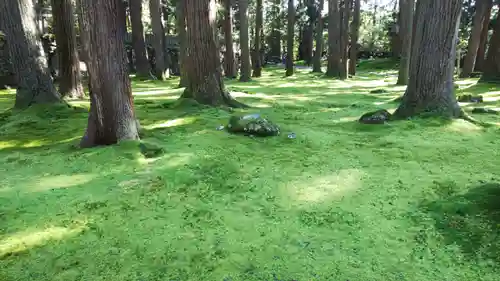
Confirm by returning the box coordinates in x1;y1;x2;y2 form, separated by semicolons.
475;0;493;72
51;0;84;99
79;0;139;148
268;0;282;59
349;0;360;75
222;0;236;78
149;0;168;80
0;0;61;109
176;0;188;86
129;0;151;78
480;11;500;83
396;0;415;85
285;0;295;76
326;0;341;77
338;0;352;80
394;0;463;119
181;0;246;108
461;0;492;78
252;0;263;77
312;0;325;73
239;0;251;81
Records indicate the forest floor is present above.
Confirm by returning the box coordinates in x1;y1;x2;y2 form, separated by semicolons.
1;62;500;280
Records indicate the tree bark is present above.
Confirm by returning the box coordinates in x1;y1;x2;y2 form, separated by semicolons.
461;0;492;78
0;0;61;109
239;0;251;81
312;0;324;73
51;0;85;99
326;0;341;78
480;11;500;83
396;0;414;85
475;0;493;72
222;0;236;79
286;0;295;76
129;0;151;78
149;0;168;80
394;0;463;119
252;0;263;77
176;0;188;86
338;0;352;79
268;0;282;59
180;0;246;108
348;0;360;75
79;0;139;148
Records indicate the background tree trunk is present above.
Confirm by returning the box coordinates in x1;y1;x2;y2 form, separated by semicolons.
239;0;251;82
461;0;492;78
348;0;360;75
51;0;84;99
312;0;324;73
285;0;295;76
129;0;151;78
0;0;61;109
222;0;237;78
475;0;493;71
79;0;139;148
396;0;414;85
176;0;188;86
338;0;352;79
394;0;463;119
480;11;500;82
149;0;168;80
326;0;341;78
252;0;263;77
181;0;246;108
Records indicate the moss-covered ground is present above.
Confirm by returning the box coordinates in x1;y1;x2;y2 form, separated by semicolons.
1;62;500;280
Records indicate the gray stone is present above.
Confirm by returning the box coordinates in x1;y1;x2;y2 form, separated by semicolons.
227;113;280;137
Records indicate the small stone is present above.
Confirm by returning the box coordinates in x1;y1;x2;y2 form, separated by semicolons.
457;94;483;103
287;132;296;139
216;125;225;130
369;88;388;94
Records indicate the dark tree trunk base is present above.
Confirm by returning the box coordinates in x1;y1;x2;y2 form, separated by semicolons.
179;90;248;109
392;98;464;120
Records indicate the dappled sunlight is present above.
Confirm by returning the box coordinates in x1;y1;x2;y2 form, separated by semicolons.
133;89;177;96
137;152;195;168
27;173;96;193
0;223;87;258
144;117;196;130
444;119;483;134
285;169;364;205
332;116;358;123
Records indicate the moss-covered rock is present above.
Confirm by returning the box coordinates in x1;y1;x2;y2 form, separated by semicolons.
471;107;499;115
227;113;280;137
359;109;392;124
457;94;483;103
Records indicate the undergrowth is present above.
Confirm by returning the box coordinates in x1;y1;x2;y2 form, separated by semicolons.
1;64;500;281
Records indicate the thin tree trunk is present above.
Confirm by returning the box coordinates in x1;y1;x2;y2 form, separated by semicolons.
396;0;414;85
286;0;295;76
0;0;61;109
252;0;263;77
461;0;492;78
326;0;341;77
222;0;236;78
475;0;493;72
149;0;168;80
312;0;325;73
129;0;151;78
181;0;246;108
79;0;139;148
239;0;251;81
348;0;360;75
394;0;463;119
176;0;188;86
480;11;500;82
51;0;84;99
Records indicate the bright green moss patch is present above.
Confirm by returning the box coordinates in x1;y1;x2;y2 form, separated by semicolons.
1;67;500;280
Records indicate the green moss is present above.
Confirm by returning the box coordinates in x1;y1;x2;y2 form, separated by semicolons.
1;65;500;280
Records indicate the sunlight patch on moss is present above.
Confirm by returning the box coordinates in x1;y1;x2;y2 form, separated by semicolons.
27;174;95;193
0;224;87;258
145;117;196;130
286;169;364;205
444;119;483;134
